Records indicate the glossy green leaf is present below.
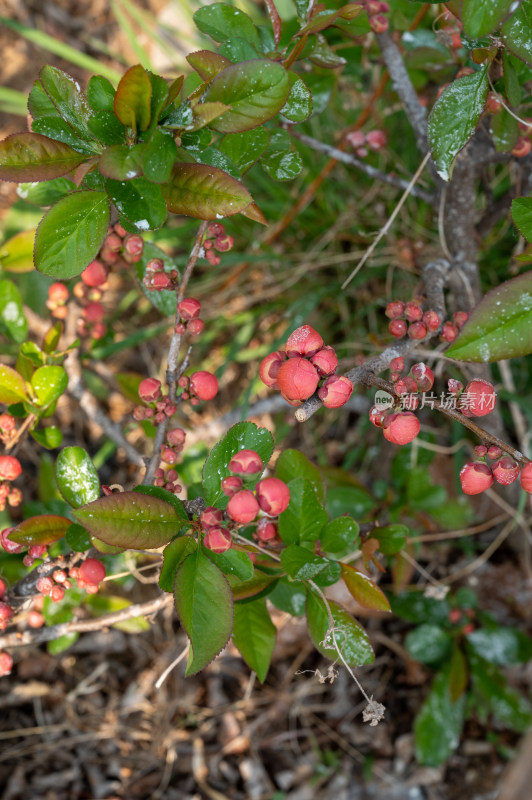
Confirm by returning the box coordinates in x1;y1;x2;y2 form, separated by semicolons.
142;128;177;183
503;51;522;105
281;73;312;123
200;60;290;133
261;148;302;181
205;546;254;580
370;524;408;555
34;190;110;279
28;80;59;119
187;50;232;80
501;0;532;67
462;0;518;36
74;491;185;549
405;623;452;664
0;228;36;273
114;64;152;133
281;544;329;580
229;573;277;602
90;536;124;555
309;34;348;68
320;517;359;555
445;271;532;361
232;597;276;682
31;365;68;410
414;666;466;766
296;3;363;36
325;485;375;519
275;448;325;502
467;626;532;665
0;280;27;343
106;176;167;230
428;68;489;181
0;133;87;182
39;66;93;140
219;37;258;62
202;421;274;506
218;129;269;173
278;477;328;545
0;364;28;404
512;197;532;242
390;591;451;625
468;650;532;732
99;144;143;180
56;446;100;508
18;177;76;206
31;117;98;155
162;163;252;220
133;484;189;520
340;564;391;612
159;535;197;592
192;101;232;131
31;425;63;449
269;577;307;616
65;522;92;552
88;75;116;112
134;241;180;317
42;321;63;354
174;548;234;675
147;71;169;129
88;111;127;145
194;3;260;47
10;514;72;546
312;559;341;588
196;146;240;179
306;591;374;666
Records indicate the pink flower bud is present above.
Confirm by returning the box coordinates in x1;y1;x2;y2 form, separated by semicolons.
395;376;418;395
0;602;13;621
146;258;164;273
383;412;420;445
206;250;221;266
408;322;428;340
487;445;503;460
37;576;54;595
346;131;365;149
448;379;463;395
28;610;45;628
190;371;219;401
486;92;502;113
492;457;519;485
200;506;224;529
310;346;338;376
178;298;201;320
520;462;532;493
151;272;172;291
276;357;319;401
50;585;65;603
255;477;290;516
214;234;234;252
83;302;104;323
222;476;243;497
53;569;67;584
227;490;260;524
167;428;186;447
423;310;441;331
390;371;401;383
389;357;404;372
512;138;532;158
366;130;387;151
207;222;224;238
139;378;162;403
81;260;109;287
460;462;493;495
318;375;353;408
123;234;144;256
79;558;106;585
259;350;286;387
203;526;232;553
0;652;13;676
255;518;278;542
0;527;23;554
229;449;263;476
160;446;178;465
389;319;407;338
463;380;496;417
441;321;459;342
105;233;123;252
28;545;46;560
474;445;488;457
285;325;324;358
188;319;205;336
404;301;423;322
365;0;382;14
453;311;469;328
410;363;434;392
0;456;21;481
369;13;389;33
369;405;387;427
48;282;69;304
385;301;405;319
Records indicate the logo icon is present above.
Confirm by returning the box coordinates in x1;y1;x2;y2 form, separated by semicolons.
374;390;394;410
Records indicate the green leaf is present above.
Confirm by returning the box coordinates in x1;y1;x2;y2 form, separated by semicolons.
503;51;522;105
65;522;92;552
202;421;274;506
162;163;252;220
468;650;532;732
196;146;240;179
228;572;277;601
174;548;234;675
428;68;489;181
31;117;98;155
320;517;359;555
31;365;68;410
73;491;185;549
88;75;116;112
501;0;532;67
187;50;232;81
55;446;100;508
17;177;76;207
268;577;307;616
390;592;451;625
194;3;260;47
449;644;468;702
34;190;110;279
133;484;189;520
142;128;177;183
370;524;408;555
281;73;312;123
28;80;59;119
218;129;269;174
9;514;72;546
205;546;254;580
31;425;63;449
159;535;197;592
281;544;329;580
39;66;93;140
278;477;328;546
489;107;519;152
309;34;348;69
134;240;180;316
325;485;376;519
0;280;27;343
445;271;532;361
219;37;259;62
275;448;325;502
0;228;36;273
147;71;169;130
306;591;374;666
414;666;466;766
462;0;518;36
512;197;532;241
98;144;144;180
232;597;276;681
340;564;391;612
106;176;167;231
0;364;28;404
43;322;63;354
405;623;452;664
0;133;88;182
467;626;532;665
114;64;152;133
200;60;290;133
261;147;302;181
84;594;150;633
88;111;127;145
296;3;363;36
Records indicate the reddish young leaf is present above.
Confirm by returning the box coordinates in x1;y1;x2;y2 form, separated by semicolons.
297;3;363;36
265;0;282;46
114;65;152;133
162;163;252;219
0;133;88;182
240;202;268;226
187;50;232;81
340;563;391;612
10;515;72;546
192;101;231;130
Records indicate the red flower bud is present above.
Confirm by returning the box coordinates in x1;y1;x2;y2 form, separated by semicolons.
520;462;532;493
105;233;123;252
227;490;260;524
408;322;427;340
207;222;224;238
366;129;387;151
395;376;418;395
492;457;519;485
79;558;106;585
255;518;278;542
214;234;234;252
139;378;162;403
0;602;13;621
178;298;201;320
204;526;232;553
422;310;441;331
188;319;205;336
389;357;404;372
259;350;286;387
229;449;263;476
167;428;186;447
48;282;69;304
441;321;459;342
123;234;144;256
410;363;434;392
160;446;178;465
318;375;353;408
200;506;224;529
474;445;488;457
385;301;405;319
512;137;532;158
487;446;503;460
190;371;219;401
459;462;493;495
1;527;24;554
369;405;387;427
222;476;243;497
276;357;319;401
83;302;104;323
255;477;290;516
369;13;389;33
389;319;407;338
50;585;65;603
81;260;109;287
453;311;469;328
383;412;420;445
404;301;423;322
0;651;13;676
37;576;54;595
285;325;324;358
0;456;21;481
310;346;338;376
151;272;172;291
448;379;463;396
463;380;496;417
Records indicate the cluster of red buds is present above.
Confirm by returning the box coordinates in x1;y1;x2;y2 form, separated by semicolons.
0;456;22;512
386;298;469;342
260;325;353;409
460;447;532;496
1;526;47;568
174;298;205;337
154;426;186;494
201;222;234;267
178;371;219;405
0;576;13;674
362;0;389;33
346;129;387;159
143;257;179;292
448;378;496;418
46;281;70;320
134;378;177;423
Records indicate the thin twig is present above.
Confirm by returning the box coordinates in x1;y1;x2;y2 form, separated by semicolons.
154;644;190;688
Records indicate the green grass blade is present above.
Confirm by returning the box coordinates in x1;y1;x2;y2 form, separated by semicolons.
111;0;154;70
0;87;28;116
